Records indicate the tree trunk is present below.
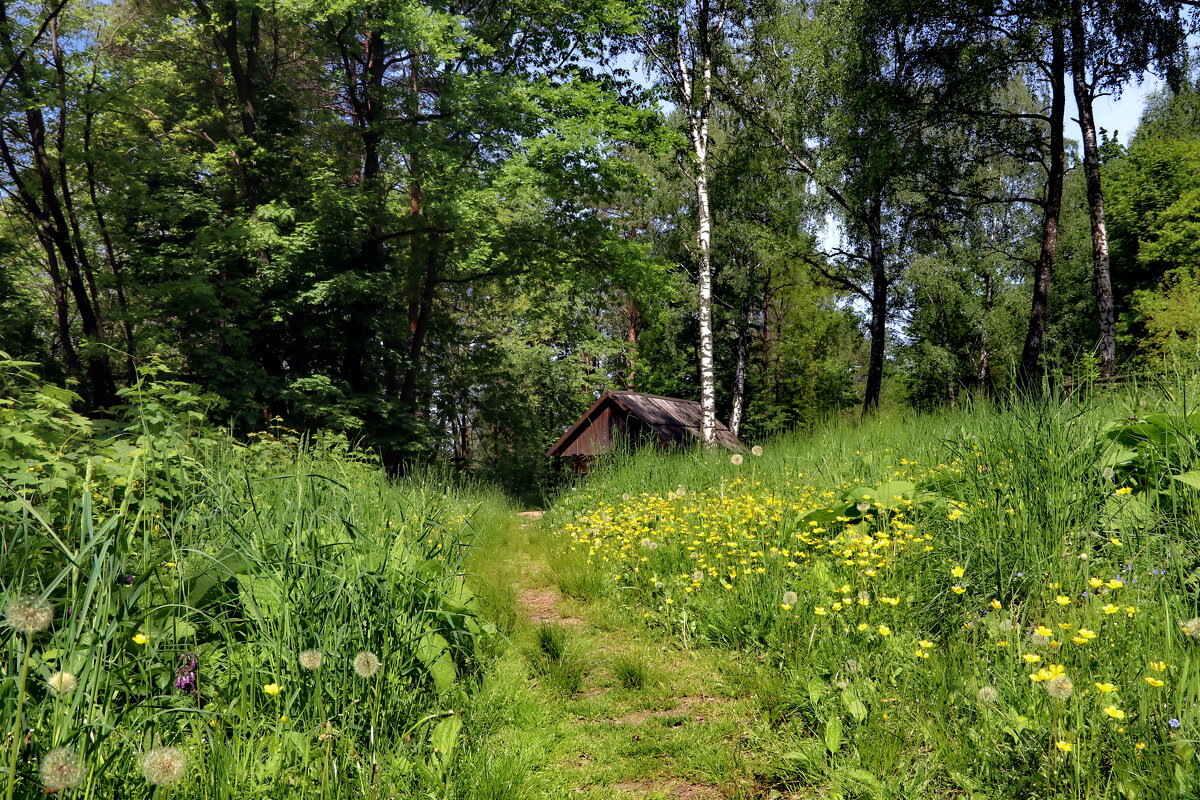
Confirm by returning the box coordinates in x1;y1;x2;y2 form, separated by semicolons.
1070;0;1116;379
1019;20;1066;391
684;0;717;448
694;164;716;446
977;270;994;392
863;195;887;414
625;297;639;390
729;321;748;437
0;0;114;407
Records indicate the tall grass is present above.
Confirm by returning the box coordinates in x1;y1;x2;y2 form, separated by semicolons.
2;423;513;798
544;388;1200;799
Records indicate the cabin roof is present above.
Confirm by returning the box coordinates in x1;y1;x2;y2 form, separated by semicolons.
546;390;745;457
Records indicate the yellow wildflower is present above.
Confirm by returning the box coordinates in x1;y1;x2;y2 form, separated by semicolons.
263;683;282;696
1144;677;1165;687
1095;682;1117;693
1103;705;1126;720
1055;595;1072;606
132;633;149;645
1056;741;1073;752
951;565;965;578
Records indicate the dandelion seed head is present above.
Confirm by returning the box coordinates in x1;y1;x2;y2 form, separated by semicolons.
730;453;744;465
977;685;1000;704
750;446;763;457
5;595;53;635
1182;618;1200;639
40;747;83;792
353;651;381;678
47;671;77;695
141;747;187;786
782;591;799;606
1046;675;1074;700
692;570;705;582
844;659;860;673
1030;632;1050;646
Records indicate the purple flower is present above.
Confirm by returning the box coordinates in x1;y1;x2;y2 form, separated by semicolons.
1169;718;1182;729
175;654;199;696
121;575;136;585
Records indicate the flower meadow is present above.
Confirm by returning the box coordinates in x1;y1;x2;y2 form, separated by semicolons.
546;398;1200;799
1;363;511;798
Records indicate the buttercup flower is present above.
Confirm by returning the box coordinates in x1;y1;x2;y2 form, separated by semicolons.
1055;740;1073;752
1103;705;1126;720
263;682;282;696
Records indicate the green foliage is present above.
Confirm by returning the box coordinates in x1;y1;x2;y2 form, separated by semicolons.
0;372;514;798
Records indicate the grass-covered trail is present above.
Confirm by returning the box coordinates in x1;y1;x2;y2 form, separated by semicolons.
462;512;776;800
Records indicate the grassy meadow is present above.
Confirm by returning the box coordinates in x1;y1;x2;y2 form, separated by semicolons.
10;361;1200;800
542;385;1200;799
1;360;514;798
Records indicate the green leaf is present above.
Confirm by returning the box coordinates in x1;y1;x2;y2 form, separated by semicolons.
431;714;462;762
1171;471;1200;490
824;716;843;752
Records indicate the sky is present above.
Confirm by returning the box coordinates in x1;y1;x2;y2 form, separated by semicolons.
1088;76;1162;147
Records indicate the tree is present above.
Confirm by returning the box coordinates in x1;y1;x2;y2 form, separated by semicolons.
0;0;117;407
637;0;728;446
730;0;995;412
1067;0;1189;378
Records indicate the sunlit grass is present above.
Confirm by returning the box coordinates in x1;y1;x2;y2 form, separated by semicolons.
545;387;1200;798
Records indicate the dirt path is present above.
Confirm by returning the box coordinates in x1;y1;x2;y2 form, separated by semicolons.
479;512;770;800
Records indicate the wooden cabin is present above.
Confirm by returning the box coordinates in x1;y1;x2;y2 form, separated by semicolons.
547;390;745;474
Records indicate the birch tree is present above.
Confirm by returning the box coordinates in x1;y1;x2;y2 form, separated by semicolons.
638;0;727;446
1066;0;1188;379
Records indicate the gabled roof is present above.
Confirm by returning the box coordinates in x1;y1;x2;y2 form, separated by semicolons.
547;390;745;457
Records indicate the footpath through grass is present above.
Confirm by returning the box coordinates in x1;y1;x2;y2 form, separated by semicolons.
458;512;782;800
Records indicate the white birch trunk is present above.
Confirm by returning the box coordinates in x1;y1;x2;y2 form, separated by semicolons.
681;4;717;448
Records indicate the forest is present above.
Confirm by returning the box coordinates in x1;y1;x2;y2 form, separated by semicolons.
3;0;1200;492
